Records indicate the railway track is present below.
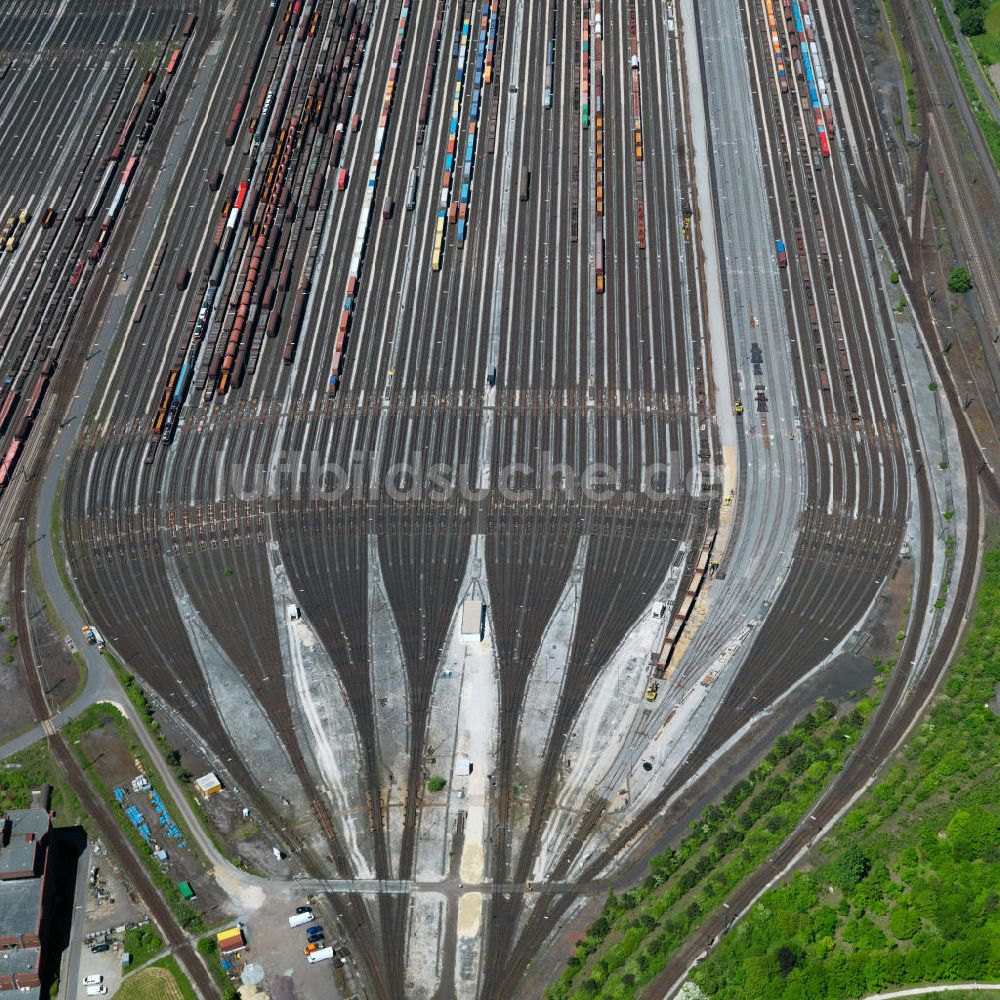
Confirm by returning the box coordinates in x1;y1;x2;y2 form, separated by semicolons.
21;0;953;995
481;0;918;987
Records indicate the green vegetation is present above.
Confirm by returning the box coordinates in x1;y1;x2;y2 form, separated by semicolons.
0;738;83;822
427;776;447;792
958;3;986;35
890;271;901;284
952;0;991;35
147;957;199;1000
691;547;1000;999
113;966;186;1000
947;266;973;293
969;0;1000;64
122;925;164;970
197;936;232;994
931;0;1000;168
881;0;919;127
545;694;889;999
63;704;205;933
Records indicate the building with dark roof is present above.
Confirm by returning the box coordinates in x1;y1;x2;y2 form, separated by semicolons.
0;806;52;999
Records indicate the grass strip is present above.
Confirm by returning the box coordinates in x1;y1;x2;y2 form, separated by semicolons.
149;955;200;1000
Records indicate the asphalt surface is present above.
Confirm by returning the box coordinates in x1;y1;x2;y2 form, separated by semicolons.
62;838;90;1000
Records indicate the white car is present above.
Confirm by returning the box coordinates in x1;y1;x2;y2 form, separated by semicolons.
82;976;103;987
86;988;107;997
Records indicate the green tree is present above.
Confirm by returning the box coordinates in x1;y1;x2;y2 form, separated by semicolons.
959;7;985;33
427;776;447;792
889;904;921;940
830;845;870;890
945;806;1000;861
947;266;972;292
813;698;835;723
775;944;801;975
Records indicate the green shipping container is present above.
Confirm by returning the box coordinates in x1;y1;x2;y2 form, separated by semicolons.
178;881;196;900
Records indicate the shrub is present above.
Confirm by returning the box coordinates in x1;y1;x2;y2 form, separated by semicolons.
889;904;921;940
830;845;871;890
427;776;447;792
947;266;972;292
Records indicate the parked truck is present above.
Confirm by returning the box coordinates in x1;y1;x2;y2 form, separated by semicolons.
307;946;335;963
81;625;106;649
288;911;314;928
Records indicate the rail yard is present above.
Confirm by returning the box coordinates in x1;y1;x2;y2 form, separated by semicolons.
0;0;995;997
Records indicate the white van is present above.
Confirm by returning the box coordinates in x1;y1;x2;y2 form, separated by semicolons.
86;987;108;997
82;976;103;986
652;602;667;620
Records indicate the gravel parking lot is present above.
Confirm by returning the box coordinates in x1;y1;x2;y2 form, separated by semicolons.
240;894;353;1000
